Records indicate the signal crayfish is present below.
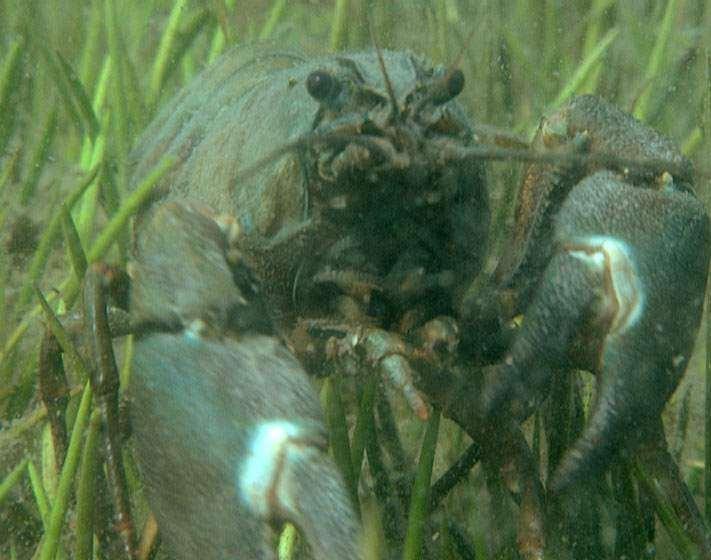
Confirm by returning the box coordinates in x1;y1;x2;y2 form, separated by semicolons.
36;44;711;559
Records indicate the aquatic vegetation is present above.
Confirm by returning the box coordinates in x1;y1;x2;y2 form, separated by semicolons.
0;1;709;559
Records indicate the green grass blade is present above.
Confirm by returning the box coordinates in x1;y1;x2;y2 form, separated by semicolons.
0;458;28;506
364;408;403;548
0;244;6;338
4;352;40;422
27;460;50;525
402;409;440;560
214;0;235;45
208;25;228;64
161;8;214;88
434;0;449;62
40;424;59;501
707;264;711;522
330;0;349;51
532;410;541;472
550;27;619;110
75;409;101;560
633;459;700;559
119;36;146;134
633;0;677;121
79;56;110;171
208;0;237;63
579;0;616;93
429;442;481;512
1;157;168;370
278;523;299;560
104;0;131;175
61;204;88;283
673;387;691;463
96;167;130;264
78;1;103;90
76;111;108;243
38;381;93;560
0;36;23;154
20;107;58;204
0;386;82;453
14;163;100;314
54;49;101;142
0;143;21;201
704;48;711;525
321;374;360;514
352;377;377;487
28;458;69;560
59;155;176;309
148;0;189;109
259;0;287;41
38;44;84;140
611;463;645;557
682;125;702;156
86;157;174;264
543;0;558;95
35;286;90;381
119;334;134;392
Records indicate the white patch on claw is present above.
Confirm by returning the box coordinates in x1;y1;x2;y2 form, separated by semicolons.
567;249;605;269
184;319;208;340
238;421;302;518
214;213;242;245
567;236;645;334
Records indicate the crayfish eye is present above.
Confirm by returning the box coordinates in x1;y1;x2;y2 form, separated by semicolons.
431;68;465;105
306;70;342;102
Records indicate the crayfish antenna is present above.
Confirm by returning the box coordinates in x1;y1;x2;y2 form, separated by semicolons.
447;143;695;181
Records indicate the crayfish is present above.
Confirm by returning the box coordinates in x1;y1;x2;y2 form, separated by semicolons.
32;45;711;559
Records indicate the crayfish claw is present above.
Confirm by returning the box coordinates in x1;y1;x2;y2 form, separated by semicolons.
490;168;710;493
130;201;363;559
